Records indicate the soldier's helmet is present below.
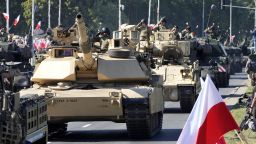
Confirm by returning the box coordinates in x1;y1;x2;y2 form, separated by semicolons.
101;27;110;37
0;28;6;34
46;28;53;36
186;26;191;32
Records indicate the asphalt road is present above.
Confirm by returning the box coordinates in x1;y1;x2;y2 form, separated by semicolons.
48;72;248;144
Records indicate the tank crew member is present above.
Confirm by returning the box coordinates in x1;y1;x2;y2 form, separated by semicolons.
0;28;8;41
95;27;111;51
153;17;167;31
204;23;219;39
136;19;151;41
246;54;256;86
181;25;192;40
170;25;180;40
136;19;148;31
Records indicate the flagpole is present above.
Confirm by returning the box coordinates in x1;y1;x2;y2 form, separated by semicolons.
148;0;151;25
118;0;121;29
31;0;35;66
32;0;35;36
157;0;160;22
234;130;247;144
8;24;13;32
58;0;61;25
48;0;51;28
230;0;232;43
6;0;9;33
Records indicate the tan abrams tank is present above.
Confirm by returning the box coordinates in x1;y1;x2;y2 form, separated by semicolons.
150;30;201;112
21;14;164;138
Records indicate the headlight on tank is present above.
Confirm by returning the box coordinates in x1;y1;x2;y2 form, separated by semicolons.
180;68;191;79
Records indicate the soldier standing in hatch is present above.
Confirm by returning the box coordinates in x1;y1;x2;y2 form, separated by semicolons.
0;28;8;41
181;25;192;40
170;25;180;40
153;17;167;31
204;23;219;39
136;19;151;41
95;27;111;51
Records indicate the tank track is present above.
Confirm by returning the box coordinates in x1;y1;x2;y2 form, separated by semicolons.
125;104;163;139
179;86;196;113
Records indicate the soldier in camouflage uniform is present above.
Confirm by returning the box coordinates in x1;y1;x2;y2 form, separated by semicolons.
136;19;151;41
170;25;180;40
0;28;8;41
204;23;219;39
96;27;111;51
181;25;192;40
153;17;167;31
246;54;256;86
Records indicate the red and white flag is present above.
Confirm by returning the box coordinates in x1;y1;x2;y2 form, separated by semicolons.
13;15;20;26
230;35;235;42
36;21;41;30
2;13;9;21
177;75;239;144
217;63;226;72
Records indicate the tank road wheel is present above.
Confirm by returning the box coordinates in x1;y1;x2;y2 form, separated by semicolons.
125;104;163;139
48;123;67;137
179;87;196;113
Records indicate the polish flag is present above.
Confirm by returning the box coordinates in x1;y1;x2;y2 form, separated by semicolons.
2;13;9;21
177;75;239;144
217;63;226;72
13;15;20;26
36;21;41;30
230;35;235;42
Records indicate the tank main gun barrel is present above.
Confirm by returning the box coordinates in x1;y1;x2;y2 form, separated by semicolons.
76;13;95;68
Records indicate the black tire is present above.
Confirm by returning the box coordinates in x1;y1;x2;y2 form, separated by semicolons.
223;73;229;87
108;49;131;58
179;87;196;113
34;135;47;144
125;104;163;139
230;63;235;75
48;123;67;137
215;72;228;88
